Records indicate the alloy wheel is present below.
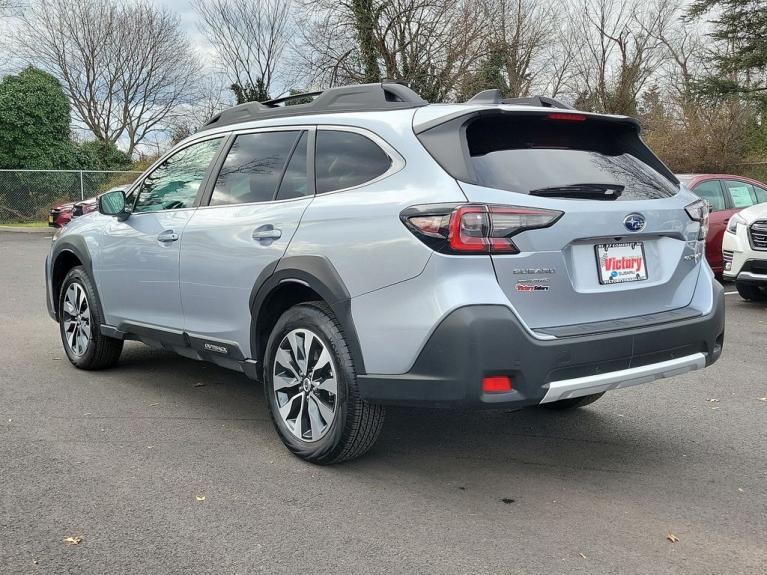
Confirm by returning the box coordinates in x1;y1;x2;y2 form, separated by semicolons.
272;328;338;442
62;283;91;357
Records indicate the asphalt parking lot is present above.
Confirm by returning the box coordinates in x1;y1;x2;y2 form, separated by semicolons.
1;232;765;575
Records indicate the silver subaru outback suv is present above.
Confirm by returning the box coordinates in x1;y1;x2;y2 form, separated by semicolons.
45;82;724;464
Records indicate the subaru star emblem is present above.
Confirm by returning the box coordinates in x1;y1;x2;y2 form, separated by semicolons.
623;214;646;232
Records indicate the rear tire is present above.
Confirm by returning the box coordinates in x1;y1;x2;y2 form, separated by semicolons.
540;392;605;410
263;302;385;464
736;282;767;301
58;266;123;370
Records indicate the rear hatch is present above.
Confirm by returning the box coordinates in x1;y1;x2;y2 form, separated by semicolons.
415;108;705;331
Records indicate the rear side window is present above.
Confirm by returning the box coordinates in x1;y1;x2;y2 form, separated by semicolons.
315;130;392;193
755;185;767;203
460;115;678;200
692;180;726;211
276;132;310;201
210;131;300;206
724;180;757;208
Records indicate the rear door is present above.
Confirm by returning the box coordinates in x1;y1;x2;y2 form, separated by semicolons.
690;179;731;273
179;127;313;355
429;111;704;329
723;179;759;210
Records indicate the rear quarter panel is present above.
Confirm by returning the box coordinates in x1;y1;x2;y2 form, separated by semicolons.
283;120;466;297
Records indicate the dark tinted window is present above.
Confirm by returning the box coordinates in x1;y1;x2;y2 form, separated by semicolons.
315;130;392;193
724;180;757;209
464;115;678;200
276;132;310;201
210;131;299;206
134;138;223;213
692;180;726;211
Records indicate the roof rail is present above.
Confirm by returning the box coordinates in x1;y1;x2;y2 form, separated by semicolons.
261;91;323;107
201;82;428;131
465;89;573;110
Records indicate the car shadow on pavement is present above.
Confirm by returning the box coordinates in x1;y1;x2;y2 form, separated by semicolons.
108;342;678;480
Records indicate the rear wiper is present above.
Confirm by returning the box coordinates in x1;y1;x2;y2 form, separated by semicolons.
529;183;625;200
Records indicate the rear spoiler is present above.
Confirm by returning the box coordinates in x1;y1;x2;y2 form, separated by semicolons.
414;108;678;186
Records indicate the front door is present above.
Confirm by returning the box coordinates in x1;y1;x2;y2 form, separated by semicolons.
96;136;225;331
180;128;313;356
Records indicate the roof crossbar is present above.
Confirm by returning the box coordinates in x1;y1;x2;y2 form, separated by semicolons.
466;89;573;110
201;82;428;131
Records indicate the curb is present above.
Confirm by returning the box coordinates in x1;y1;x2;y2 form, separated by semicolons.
0;226;53;234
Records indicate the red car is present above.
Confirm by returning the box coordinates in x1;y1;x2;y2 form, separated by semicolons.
677;174;767;275
48;198;98;228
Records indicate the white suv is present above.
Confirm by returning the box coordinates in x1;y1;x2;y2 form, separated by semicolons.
723;202;767;300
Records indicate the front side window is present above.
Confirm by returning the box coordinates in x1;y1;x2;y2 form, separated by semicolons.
315;130;392;194
753;185;767;204
133;138;223;213
724;180;757;208
210;131;301;206
692;180;726;212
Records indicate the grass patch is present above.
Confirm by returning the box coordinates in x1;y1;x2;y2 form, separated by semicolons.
0;222;49;228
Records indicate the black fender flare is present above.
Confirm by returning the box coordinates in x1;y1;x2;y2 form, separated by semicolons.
49;237;95;321
249;255;366;374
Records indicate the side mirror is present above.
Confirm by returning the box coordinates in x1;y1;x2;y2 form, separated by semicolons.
98;189;129;220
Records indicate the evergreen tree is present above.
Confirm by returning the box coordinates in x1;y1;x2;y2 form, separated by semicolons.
0;66;76;169
688;0;767;97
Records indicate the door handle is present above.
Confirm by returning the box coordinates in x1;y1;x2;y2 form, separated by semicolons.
252;225;282;241
157;230;179;243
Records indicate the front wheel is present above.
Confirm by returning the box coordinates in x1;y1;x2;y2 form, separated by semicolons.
263;302;385;464
736;282;767;301
58;266;123;369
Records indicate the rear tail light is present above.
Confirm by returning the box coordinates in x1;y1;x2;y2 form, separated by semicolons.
401;203;563;254
685;199;709;240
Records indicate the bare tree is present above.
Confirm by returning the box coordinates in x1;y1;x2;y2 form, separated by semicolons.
294;0;487;102
568;0;678;115
475;0;556;98
168;74;234;144
18;0;199;155
193;0;291;102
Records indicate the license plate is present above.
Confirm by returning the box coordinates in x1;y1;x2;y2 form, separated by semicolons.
47;215;54;223
595;242;647;284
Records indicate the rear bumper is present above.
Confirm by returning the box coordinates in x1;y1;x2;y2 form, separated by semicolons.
357;282;724;408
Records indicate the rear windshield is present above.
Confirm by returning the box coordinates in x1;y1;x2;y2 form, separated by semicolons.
465;115;678;200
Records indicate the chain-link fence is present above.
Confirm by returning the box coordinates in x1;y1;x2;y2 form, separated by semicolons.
0;169;142;223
